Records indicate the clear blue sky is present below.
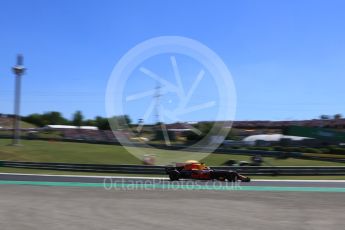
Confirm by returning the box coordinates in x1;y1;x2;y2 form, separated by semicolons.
0;0;344;122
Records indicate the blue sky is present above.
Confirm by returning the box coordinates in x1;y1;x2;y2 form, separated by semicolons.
0;0;345;123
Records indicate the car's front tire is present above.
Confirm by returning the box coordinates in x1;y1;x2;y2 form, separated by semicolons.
169;170;180;181
241;177;251;182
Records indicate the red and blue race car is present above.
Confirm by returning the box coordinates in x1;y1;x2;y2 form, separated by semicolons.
165;161;250;182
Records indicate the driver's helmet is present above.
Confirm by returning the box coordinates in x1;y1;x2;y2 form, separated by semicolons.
183;160;208;170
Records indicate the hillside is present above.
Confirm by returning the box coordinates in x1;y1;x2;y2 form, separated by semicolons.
0;116;36;129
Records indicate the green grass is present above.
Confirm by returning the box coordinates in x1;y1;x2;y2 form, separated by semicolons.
0;139;141;164
0;139;344;167
0;121;36;129
20;121;37;129
203;153;345;166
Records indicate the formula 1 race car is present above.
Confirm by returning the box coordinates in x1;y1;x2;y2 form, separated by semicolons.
165;161;250;182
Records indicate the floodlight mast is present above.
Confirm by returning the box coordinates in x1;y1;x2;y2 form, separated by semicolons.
12;54;25;146
154;82;161;125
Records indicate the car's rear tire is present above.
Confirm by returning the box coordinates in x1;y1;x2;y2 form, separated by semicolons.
217;177;226;181
169;170;180;181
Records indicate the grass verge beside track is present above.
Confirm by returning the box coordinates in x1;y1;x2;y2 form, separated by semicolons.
0;139;344;167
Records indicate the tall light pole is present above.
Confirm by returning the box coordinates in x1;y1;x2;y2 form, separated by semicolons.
154;82;161;125
12;54;25;146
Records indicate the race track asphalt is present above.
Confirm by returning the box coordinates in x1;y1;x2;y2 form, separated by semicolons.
1;173;345;188
0;173;344;230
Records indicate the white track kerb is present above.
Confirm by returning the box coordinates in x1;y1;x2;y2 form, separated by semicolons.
105;36;236;165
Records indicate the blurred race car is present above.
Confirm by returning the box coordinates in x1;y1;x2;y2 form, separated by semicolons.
165;161;250;182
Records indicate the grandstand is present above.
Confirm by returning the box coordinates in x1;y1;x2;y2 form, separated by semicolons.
232;119;345;129
62;130;132;142
0;116;13;129
0;114;36;129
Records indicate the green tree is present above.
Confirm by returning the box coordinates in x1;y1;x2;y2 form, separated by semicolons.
23;112;68;127
95;116;110;130
109;115;132;129
124;115;132;125
334;114;342;119
22;113;44;127
320;115;330;120
72;111;84;127
84;119;97;127
198;122;214;135
42;111;68;125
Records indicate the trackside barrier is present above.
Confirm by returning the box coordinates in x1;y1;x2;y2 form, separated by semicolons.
0;161;345;175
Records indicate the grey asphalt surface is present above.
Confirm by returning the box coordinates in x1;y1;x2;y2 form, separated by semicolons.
0;184;344;230
1;173;345;188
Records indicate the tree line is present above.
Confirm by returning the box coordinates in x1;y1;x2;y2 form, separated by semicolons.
320;114;343;120
22;111;132;130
